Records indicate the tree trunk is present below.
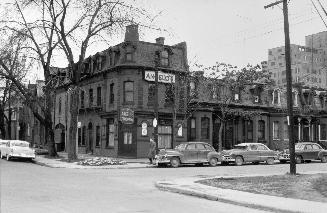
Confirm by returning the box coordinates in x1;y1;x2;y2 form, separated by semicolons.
0;112;5;139
7;108;11;140
218;120;224;152
44;87;57;157
68;85;79;161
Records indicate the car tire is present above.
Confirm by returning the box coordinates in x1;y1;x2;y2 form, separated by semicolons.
6;155;10;161
295;155;303;164
321;156;327;163
266;158;274;165
235;156;243;166
170;157;180;168
209;158;218;167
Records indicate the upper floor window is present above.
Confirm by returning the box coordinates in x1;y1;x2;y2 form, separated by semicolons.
165;84;174;105
160;50;169;66
148;83;155;106
190;81;196;97
234;93;240;101
97;87;102;106
125;46;134;62
89;88;93;107
110;83;114;104
124;81;134;103
273;89;280;105
81;91;85;108
201;117;210;139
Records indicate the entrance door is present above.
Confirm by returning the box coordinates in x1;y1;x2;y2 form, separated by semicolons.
118;123;136;157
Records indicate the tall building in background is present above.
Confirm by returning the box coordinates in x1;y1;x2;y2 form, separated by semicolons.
267;31;327;89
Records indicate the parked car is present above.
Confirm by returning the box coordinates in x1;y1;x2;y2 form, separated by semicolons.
278;142;327;164
221;143;278;166
0;140;35;161
154;142;222;168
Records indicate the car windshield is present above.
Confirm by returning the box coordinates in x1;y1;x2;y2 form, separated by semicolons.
175;144;186;150
234;145;248;150
295;144;304;150
12;142;29;147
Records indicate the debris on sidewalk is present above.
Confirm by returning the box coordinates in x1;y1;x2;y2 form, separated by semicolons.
77;157;127;166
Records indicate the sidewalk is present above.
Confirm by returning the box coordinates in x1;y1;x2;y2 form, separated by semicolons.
155;171;327;213
33;152;155;169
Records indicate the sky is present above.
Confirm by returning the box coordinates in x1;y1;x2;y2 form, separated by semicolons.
137;0;327;69
1;0;327;81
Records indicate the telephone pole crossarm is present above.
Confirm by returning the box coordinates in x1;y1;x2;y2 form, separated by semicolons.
264;0;283;9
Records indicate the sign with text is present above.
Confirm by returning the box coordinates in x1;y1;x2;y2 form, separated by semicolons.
120;108;134;124
144;71;175;84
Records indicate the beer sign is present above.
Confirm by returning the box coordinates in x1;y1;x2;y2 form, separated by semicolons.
120;108;134;124
144;71;175;83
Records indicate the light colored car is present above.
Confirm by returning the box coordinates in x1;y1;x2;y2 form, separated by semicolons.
279;142;327;164
221;143;278;166
155;142;222;168
0;140;35;161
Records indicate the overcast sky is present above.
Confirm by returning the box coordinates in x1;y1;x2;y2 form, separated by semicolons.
138;0;327;69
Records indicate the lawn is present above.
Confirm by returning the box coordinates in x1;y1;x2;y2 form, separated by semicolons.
197;173;327;203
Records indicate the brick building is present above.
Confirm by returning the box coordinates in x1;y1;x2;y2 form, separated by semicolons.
54;25;189;157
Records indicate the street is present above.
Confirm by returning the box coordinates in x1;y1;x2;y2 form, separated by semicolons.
1;160;327;213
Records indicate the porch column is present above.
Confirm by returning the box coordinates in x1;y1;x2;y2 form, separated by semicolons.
298;117;301;141
308;118;312;141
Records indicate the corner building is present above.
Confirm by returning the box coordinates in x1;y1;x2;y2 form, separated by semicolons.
54;25;189;158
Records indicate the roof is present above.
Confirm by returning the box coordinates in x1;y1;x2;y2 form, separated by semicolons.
236;143;266;146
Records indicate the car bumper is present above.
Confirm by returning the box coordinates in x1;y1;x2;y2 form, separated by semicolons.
278;154;290;161
221;156;235;162
154;155;170;165
11;153;35;159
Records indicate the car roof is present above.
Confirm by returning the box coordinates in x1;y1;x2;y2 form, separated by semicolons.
235;143;266;146
181;142;211;145
296;142;318;145
10;140;30;144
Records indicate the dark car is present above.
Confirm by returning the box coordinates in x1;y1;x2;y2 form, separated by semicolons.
278;142;327;164
221;143;278;166
154;142;222;168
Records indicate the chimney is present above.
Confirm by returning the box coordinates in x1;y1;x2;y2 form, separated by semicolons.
124;25;139;42
155;37;165;45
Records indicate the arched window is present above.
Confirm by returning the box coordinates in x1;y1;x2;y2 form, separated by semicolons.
201;117;210;139
258;120;265;140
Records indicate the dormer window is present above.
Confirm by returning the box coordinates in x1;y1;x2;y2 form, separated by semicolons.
125;45;135;62
234;93;239;101
160;50;169;66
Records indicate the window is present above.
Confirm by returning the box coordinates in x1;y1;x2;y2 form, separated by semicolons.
123;132;132;144
148;83;155;106
190;118;196;140
246;120;253;140
312;144;321;150
269;50;272;55
81;91;85;108
258;120;265;140
110;83;114;104
201;117;210;139
165;84;174;105
177;124;183;137
96;125;100;147
97;87;101;106
320;124;327;140
160;50;169;66
284;121;289;140
78;127;81;146
106;119;114;147
125;46;134;61
187;143;196;150
124;81;134;103
58;97;62;114
158;125;172;148
254;95;259;103
89;88;93;107
190;81;196;97
141;122;148;136
273;90;279;104
234;93;240;101
273;121;280;140
82;126;86;146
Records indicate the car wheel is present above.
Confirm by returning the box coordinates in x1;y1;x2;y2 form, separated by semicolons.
235;156;243;166
295;156;303;164
170;157;180;168
266;158;275;165
6;155;10;161
321;156;327;163
209;158;218;167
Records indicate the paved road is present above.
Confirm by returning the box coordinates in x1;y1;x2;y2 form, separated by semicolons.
1;159;327;213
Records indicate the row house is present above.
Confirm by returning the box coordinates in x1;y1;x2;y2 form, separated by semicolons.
189;72;327;151
54;25;189;157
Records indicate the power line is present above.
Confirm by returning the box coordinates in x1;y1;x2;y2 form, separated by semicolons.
310;0;327;28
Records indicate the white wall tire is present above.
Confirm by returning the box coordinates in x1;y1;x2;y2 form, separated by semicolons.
235;156;243;166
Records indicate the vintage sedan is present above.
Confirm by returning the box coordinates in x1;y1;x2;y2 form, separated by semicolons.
154;142;222;168
221;143;278;166
0;140;35;161
278;142;327;164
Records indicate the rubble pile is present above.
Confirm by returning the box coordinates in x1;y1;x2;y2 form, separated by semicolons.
77;157;127;166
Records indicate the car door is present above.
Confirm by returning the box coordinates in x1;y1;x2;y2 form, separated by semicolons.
311;144;321;160
303;144;314;160
257;144;272;161
244;145;260;162
184;143;198;163
197;143;210;162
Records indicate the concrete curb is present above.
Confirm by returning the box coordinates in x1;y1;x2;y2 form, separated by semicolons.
155;173;327;213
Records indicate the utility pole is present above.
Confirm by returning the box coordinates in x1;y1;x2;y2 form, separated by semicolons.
265;0;296;175
154;69;159;152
